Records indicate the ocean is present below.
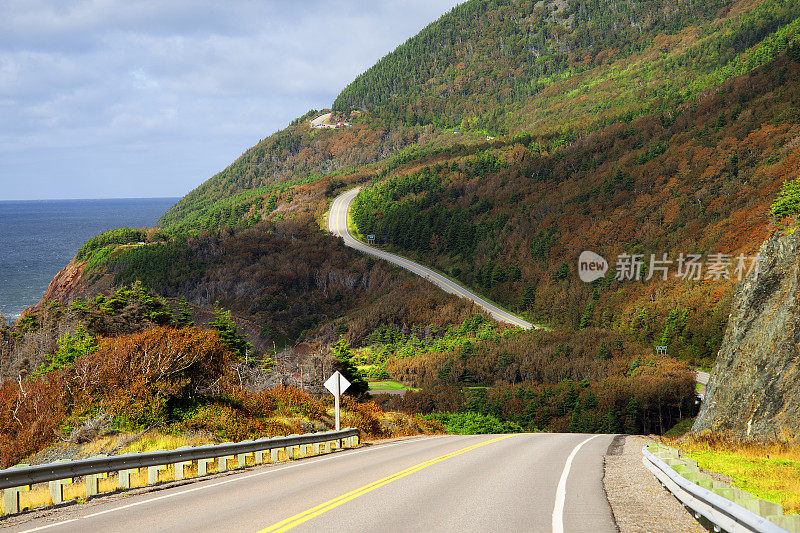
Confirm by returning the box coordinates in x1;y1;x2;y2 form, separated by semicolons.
0;198;179;322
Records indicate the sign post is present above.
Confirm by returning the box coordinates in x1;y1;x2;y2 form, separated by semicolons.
324;371;351;432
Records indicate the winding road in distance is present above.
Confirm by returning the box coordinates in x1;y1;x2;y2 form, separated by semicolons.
8;434;617;533
329;187;535;330
330;188;711;394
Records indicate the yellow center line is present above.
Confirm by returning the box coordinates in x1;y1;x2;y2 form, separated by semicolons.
258;435;513;533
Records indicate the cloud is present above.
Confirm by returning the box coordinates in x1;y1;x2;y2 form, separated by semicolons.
0;0;463;200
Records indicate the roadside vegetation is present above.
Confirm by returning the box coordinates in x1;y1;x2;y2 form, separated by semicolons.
668;436;800;514
0;284;443;468
422;412;523;435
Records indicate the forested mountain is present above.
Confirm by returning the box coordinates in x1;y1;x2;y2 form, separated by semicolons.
334;0;799;131
163;0;799;234
353;51;800;368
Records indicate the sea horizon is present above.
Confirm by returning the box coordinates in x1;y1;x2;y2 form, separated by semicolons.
0;196;181;204
0;197;180;323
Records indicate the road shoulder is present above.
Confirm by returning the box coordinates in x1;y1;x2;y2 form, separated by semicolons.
604;435;706;533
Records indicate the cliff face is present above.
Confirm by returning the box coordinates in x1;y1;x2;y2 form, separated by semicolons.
692;229;800;440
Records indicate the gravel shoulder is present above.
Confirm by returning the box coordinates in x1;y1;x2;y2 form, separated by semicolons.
604;435;706;533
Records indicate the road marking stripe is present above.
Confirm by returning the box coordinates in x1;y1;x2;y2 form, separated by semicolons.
15;437;439;533
258;434;513;533
552;434;601;533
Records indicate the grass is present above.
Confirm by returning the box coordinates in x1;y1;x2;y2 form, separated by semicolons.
663;417;695;438
345;202;366;243
672;437;800;514
368;380;418;391
121;432;214;454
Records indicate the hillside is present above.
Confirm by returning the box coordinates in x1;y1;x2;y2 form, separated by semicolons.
353;51;800;367
161;0;800;245
333;0;734;128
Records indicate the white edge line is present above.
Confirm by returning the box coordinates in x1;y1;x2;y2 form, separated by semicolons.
551;434;601;533
16;436;441;533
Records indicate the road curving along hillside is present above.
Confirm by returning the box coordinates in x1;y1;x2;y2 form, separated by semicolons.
328;187;535;330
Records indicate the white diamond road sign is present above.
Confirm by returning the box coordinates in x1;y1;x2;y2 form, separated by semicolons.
324;371;351;431
324;371;351;395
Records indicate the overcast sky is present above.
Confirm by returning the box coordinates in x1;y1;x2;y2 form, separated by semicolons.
0;0;463;201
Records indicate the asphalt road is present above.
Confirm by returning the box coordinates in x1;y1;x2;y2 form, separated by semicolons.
696;370;710;400
7;433;617;533
328;188;535;330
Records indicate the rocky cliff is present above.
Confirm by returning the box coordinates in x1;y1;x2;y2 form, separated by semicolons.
693;229;800;441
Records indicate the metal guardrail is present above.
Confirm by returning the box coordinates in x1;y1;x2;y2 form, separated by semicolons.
1;428;359;514
642;445;792;533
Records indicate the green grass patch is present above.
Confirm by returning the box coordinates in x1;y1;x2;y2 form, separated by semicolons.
422;411;524;435
677;439;800;514
368;380;417;391
663;417;695;438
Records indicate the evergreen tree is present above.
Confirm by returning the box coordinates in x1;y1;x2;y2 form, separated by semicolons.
331;337;370;398
209;307;252;360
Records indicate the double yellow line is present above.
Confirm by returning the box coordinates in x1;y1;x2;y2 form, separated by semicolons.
259;435;512;532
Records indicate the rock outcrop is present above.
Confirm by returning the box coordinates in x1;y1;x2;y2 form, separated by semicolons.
693;229;800;440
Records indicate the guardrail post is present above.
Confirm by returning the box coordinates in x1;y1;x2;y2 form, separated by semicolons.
197;458;214;476
237;453;251;469
118;468;138;489
254;450;266;464
173;461;192;481
270;449;280;463
712;486;752;501
148;465;167;484
736;498;784;517
3;485;30;514
218;456;234;472
85;473;107;497
766;514;800;532
48;478;72;504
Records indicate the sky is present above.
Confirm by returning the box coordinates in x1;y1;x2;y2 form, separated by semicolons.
0;0;463;201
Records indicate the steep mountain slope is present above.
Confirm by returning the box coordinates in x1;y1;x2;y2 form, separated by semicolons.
693;228;800;440
333;0;734;128
334;0;800;134
353;51;800;367
161;0;799;238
